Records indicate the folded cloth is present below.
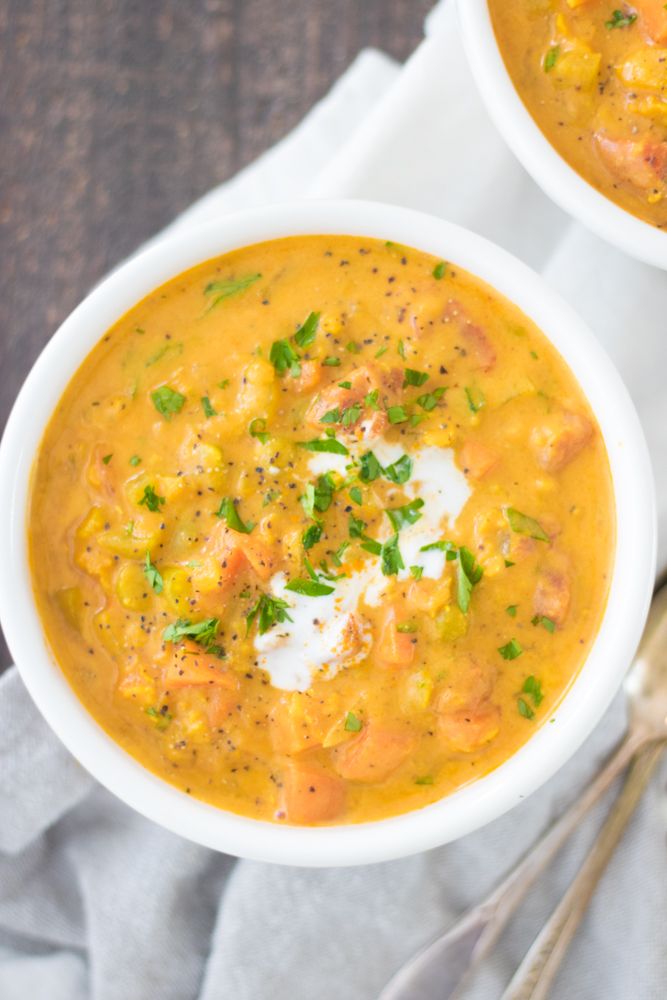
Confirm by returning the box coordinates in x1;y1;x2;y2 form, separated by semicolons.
1;5;666;1000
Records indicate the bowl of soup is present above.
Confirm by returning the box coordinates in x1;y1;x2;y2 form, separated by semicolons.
458;0;667;269
0;200;655;865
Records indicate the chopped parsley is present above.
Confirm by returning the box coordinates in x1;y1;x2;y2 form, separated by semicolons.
397;339;406;359
204;273;261;311
383;454;412;484
456;546;483;614
415;387;446;411
144;551;163;594
523;675;544;706
298;437;349;455
293;311;320;348
348;513;366;539
506;605;518;618
151;385;186;419
249;417;270;443
346;340;361;354
409;565;424;580
506;507;549;541
544;45;560;72
465;386;485;413
361;532;404;576
374;345;388;358
387;405;408;424
344;711;363;733
218;378;230;389
518;697;535;720
432;261;447;280
269;338;300;377
322;356;341;367
163;616;224;657
129;454;141;466
102;453;113;465
245;593;293;636
605;9;636;29
302;522;323;550
341;403;361;427
332;541;350;566
359;451;383;483
385;498;425;531
145;706;171;731
532;614;556;633
138;484;165;512
320;408;341;424
420;539;457;558
415;774;434;785
498;638;523;660
396;622;417;633
215;497;254;534
350;486;363;505
365;388;380;409
285;578;335;597
201;396;216;418
403;368;429;388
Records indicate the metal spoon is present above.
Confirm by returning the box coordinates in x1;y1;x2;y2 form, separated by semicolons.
379;583;667;1000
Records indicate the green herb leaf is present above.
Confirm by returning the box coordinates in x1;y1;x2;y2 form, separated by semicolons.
322;356;341;367
218;379;230;389
129;454;141;466
349;513;366;539
605;9;637;29
269;338;300;376
138;485;165;512
383;454;412;484
498;638;523;660
216;497;254;534
465;386;485;413
387;405;408;424
332;541;350;566
381;533;404;576
386;498;425;531
201;396;216;418
341;403;361;427
433;261;447;280
285;578;335;597
338;381;352;390
415;387;446;411
102;453;113;465
245;594;293;636
365;388;380;410
204;273;261;311
344;711;363;733
302;522;323;550
544;45;560;72
151;385;186;419
298;438;349;455
457;546;483;613
396;622;417;633
249;417;271;443
145;706;172;731
398;339;406;359
350;486;362;505
346;340;361;354
144;551;163;594
374;345;388;358
359;451;383;483
293;311;320;348
518;697;535;719
532;614;556;633
420;539;457;556
163;617;222;654
506;604;518;618
522;675;544;706
506;507;549;541
415;774;434;785
263;489;279;507
403;368;429;388
320;408;341;425
409;565;424;580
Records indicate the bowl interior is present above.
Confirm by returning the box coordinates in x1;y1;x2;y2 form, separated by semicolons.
457;0;667;271
0;200;655;865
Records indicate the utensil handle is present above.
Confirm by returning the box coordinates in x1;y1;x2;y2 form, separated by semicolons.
499;741;665;1000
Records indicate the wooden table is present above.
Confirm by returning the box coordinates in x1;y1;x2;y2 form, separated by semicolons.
0;0;433;668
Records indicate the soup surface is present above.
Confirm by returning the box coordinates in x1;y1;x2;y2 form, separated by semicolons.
490;0;667;229
30;235;614;825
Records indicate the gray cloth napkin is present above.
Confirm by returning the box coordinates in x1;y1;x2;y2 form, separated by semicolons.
2;27;666;1000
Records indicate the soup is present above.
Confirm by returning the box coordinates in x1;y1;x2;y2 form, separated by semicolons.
490;0;667;230
29;235;614;825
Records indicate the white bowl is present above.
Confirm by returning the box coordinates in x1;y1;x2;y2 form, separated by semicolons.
458;0;667;271
0;200;655;866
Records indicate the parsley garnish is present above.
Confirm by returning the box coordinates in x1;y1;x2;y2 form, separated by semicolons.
249;417;270;443
403;368;429;388
361;532;404;576
201;396;216;418
397;339;406;359
544;45;560;72
293;311;320;348
332;541;350;566
465;386;485;413
605;9;636;29
420;539;457;557
143;551;163;594
204;273;261;311
322;356;341;367
387;405;408;424
498;638;523;660
129;454;141;466
415;387;446;411
456;546;483;613
341;403;361;426
348;513;366;539
285;578;335;597
506;507;549;542
409;565;424;580
151;386;186;419
216;497;254;534
298;437;349;455
245;593;293;635
346;340;361;354
506;605;518;617
386;498;424;531
163;616;223;656
415;774;434;785
532;614;556;633
269;338;300;377
138;485;165;512
302;522;323;550
344;711;363;733
433;261;447;280
374;345;388;358
350;486;362;505
145;706;172;731
396;622;417;633
102;453;113;465
359;451;383;483
384;454;412;484
518;697;535;720
523;675;544;706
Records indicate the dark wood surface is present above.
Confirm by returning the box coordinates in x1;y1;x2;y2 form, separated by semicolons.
0;0;433;668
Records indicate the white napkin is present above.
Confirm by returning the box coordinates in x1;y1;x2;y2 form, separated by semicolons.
1;5;666;999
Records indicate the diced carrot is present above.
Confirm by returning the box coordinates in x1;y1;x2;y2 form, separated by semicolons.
438;704;500;754
333;722;416;782
459;439;498;480
162;641;237;690
293;360;321;394
206;523;278;583
530;408;593;472
533;568;571;627
435;654;495;714
374;606;416;668
282;761;346;823
206;686;238;727
238;535;277;581
634;0;667;43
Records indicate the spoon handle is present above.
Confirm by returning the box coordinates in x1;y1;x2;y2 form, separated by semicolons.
499;740;666;1000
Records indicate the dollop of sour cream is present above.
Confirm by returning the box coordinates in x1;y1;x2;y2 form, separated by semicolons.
252;439;470;691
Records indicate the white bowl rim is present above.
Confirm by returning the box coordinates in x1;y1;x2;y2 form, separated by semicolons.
0;198;656;867
457;0;667;271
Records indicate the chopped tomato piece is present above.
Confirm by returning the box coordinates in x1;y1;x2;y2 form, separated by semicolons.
530;408;592;472
634;0;667;44
375;606;416;667
333;722;416;782
459;439;498;480
282;761;346;823
533;568;570;627
438;704;501;753
162;641;237;690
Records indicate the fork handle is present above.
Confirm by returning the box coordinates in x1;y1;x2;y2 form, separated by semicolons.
499;740;666;1000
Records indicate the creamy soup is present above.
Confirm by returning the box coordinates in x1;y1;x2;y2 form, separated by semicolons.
490;0;667;229
29;235;614;825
